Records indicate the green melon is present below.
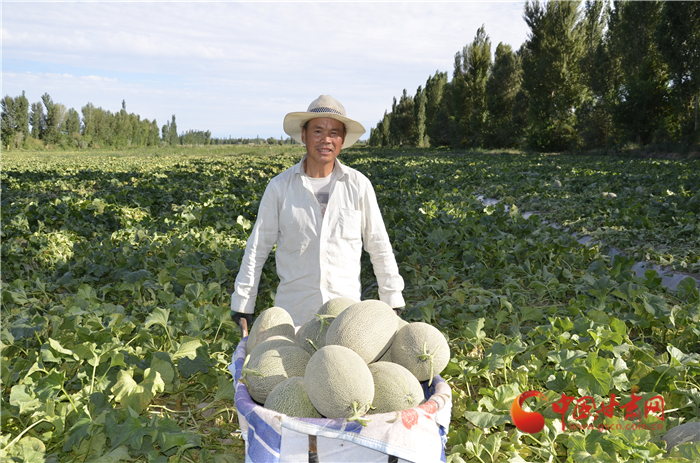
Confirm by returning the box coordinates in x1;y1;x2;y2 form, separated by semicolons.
244;345;311;404
390;322;450;384
324;300;399;363
295;314;335;355
304;345;374;419
246;306;295;354
317;297;358;318
368;362;425;414
264;377;322;418
248;335;297;364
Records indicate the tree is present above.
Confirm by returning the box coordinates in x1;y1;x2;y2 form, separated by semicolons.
41;93;61;144
169;115;178;146
424;71;448;146
657;1;700;142
30;101;44;139
64;108;81;138
1;92;30;148
485;43;523;147
607;0;670;145
414;85;427;147
522;0;588;151
463;26;492;148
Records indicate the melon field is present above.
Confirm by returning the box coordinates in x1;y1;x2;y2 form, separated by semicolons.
2;146;700;463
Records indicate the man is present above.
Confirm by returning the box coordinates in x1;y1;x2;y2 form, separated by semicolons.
230;95;405;327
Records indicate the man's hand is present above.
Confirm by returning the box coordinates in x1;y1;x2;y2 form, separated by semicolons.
231;311;253;329
393;306;405;316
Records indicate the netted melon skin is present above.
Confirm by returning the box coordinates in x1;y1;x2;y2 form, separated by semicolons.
295;315;335;355
368;361;425;414
248;336;297;365
264;377;322;418
317;297;358;318
325;300;399;363
247;306;295;354
304;345;374;419
390;322;450;382
246;345;311;404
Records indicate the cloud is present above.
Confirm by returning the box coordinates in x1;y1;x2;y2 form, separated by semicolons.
2;2;530;138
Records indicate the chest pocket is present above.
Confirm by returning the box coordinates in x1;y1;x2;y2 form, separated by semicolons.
338;208;362;240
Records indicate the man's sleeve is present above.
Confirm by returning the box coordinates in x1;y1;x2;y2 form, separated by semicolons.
230;182;279;314
360;178;405;308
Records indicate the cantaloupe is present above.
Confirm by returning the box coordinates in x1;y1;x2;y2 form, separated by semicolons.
317;297;358;318
244;345;311;404
295;314;334;355
390;322;450;384
324;300;399;363
368;362;425;414
264;377;322;418
248;335;297;364
375;318;408;362
246;306;295;354
304;345;374;420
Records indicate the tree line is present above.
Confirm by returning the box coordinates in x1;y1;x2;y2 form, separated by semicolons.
1;93;212;150
369;0;700;152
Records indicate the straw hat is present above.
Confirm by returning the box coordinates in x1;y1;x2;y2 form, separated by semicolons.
283;95;366;148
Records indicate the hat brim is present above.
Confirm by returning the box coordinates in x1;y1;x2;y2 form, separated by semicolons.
283;112;366;149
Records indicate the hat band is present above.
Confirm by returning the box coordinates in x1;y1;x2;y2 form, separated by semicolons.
309;107;344;115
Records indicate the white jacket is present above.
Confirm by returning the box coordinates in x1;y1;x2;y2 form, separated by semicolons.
230;156;405;326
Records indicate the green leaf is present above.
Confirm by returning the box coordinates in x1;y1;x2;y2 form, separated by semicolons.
214;375;236;402
110;416;152;451
144;308;170;331
177;355;210;378
158;432;201;452
548;349;587;370
676;277;699;302
670;441;700;462
86;445;131;463
6;436;46;463
64;415;94;451
572;352;612;396
642;293;670;317
9;385;41;415
171;338;203;361
462;411;511;428
463;318;486;342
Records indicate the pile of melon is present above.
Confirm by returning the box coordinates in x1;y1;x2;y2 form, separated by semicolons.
239;299;450;423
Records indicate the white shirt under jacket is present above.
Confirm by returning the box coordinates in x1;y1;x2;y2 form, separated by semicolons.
230;155;405;326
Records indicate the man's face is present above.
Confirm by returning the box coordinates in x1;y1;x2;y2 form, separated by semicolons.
301;117;346;169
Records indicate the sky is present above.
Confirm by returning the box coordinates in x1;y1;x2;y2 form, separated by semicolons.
2;1;531;140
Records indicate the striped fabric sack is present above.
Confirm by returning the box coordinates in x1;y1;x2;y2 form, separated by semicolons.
228;336;452;463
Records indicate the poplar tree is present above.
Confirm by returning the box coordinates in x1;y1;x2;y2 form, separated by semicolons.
607;0;669;145
30;102;44;139
414;85;427;147
169;115;179;146
463;26;492;147
485;43;522;147
41;93;61;144
657;1;700;141
424;71;447;146
522;0;588;151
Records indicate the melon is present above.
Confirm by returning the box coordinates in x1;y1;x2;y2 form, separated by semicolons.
264;377;322;418
295;314;334;355
317;297;358;318
248;335;297;364
368;362;425;414
324;300;399;363
246;306;295;354
390;322;450;384
304;345;374;419
244;345;311;404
